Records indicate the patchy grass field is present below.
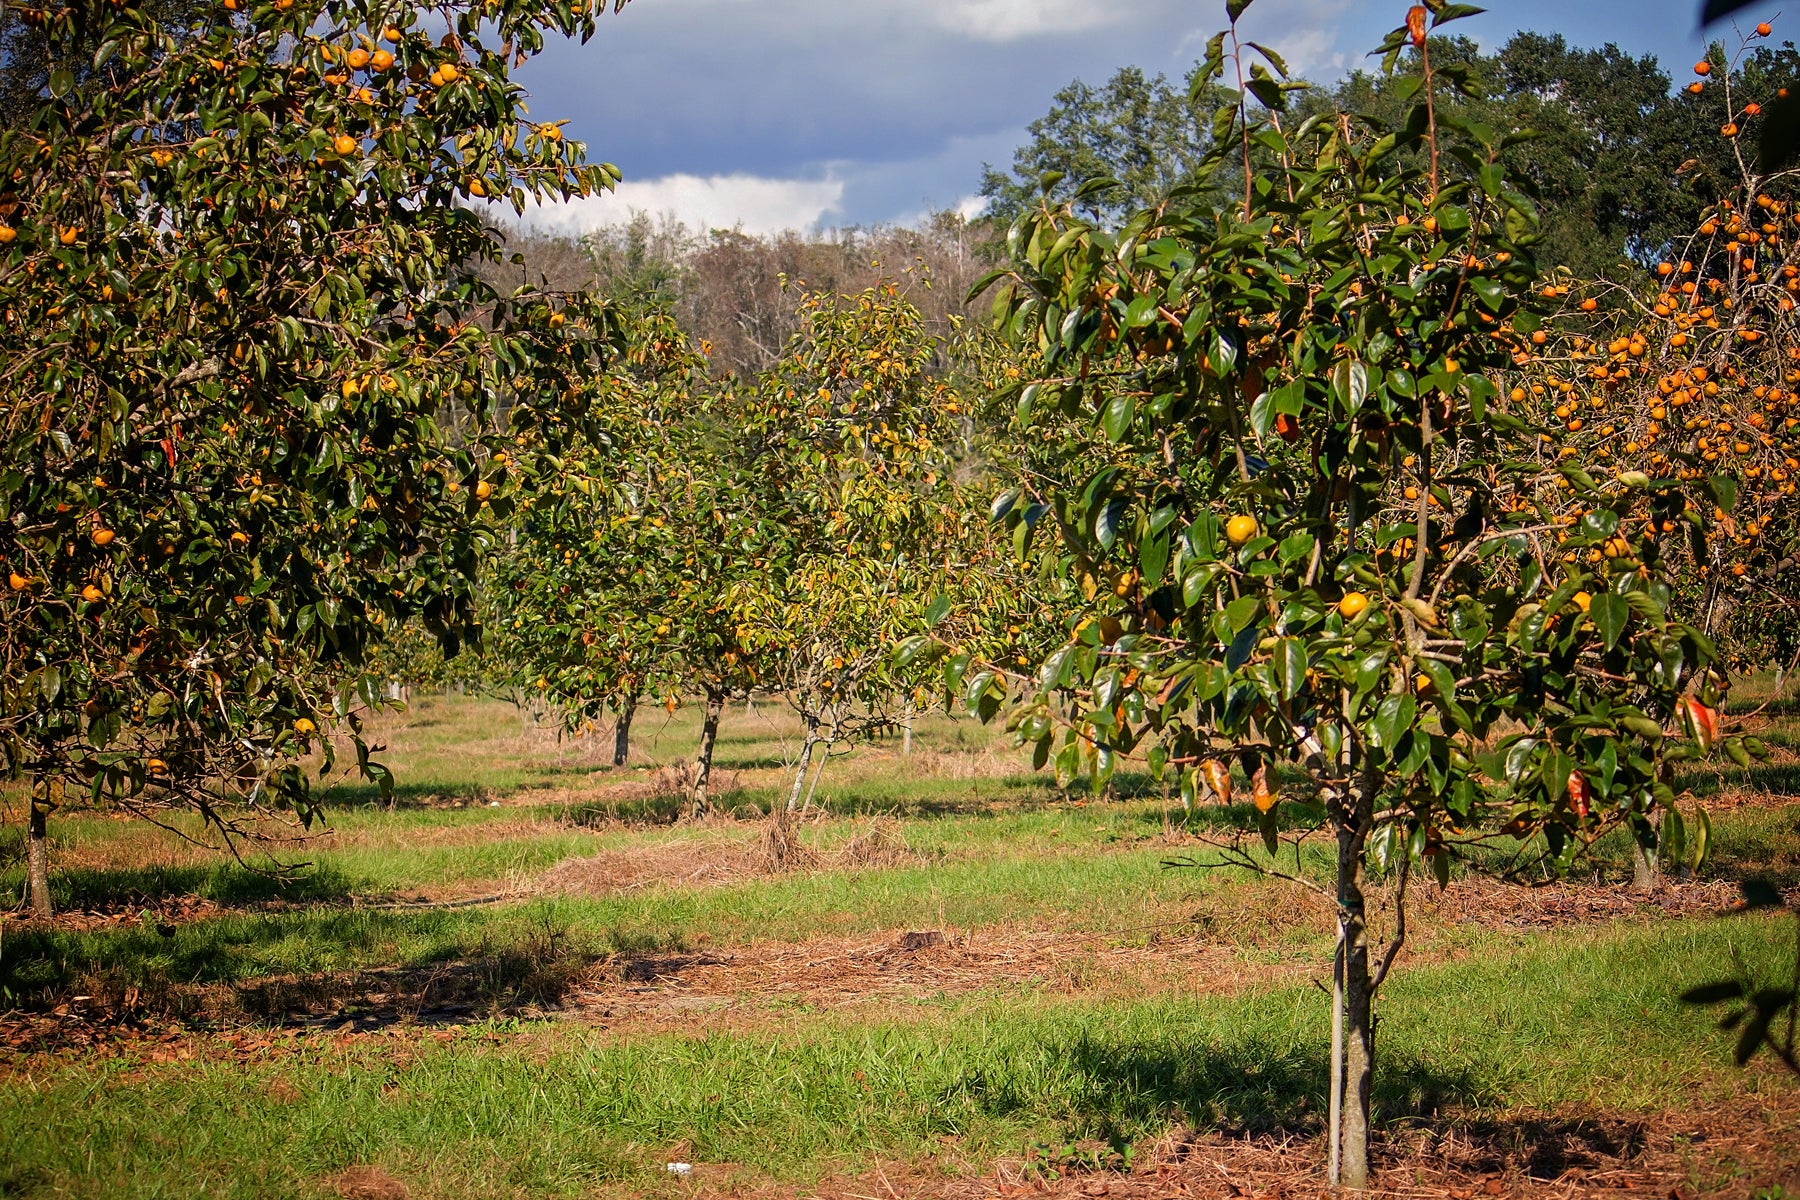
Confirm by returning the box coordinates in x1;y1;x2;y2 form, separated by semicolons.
2;691;1798;1200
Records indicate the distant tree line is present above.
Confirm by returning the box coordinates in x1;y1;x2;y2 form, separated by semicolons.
980;31;1800;279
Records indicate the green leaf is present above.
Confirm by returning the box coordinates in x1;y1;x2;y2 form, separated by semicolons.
1101;394;1136;442
925;594;951;627
1369;694;1417;752
1275;638;1307;700
1709;474;1739;514
1331;359;1368;412
1139;532;1171;586
1590;592;1629;650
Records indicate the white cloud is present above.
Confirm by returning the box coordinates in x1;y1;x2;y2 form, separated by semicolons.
1231;0;1356;80
925;0;1124;42
530;172;846;237
955;194;991;221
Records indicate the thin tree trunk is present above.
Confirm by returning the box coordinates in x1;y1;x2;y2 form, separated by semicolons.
765;725;818;872
800;737;833;815
1632;810;1663;892
1329;924;1346;1185
27;789;53;921
691;689;725;818
1333;774;1376;1191
612;693;637;767
901;697;914;756
785;726;817;814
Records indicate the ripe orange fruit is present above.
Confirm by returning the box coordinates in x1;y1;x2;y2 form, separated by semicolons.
1695;60;1712;76
1722;122;1740;138
81;584;102;603
1274;411;1301;443
147;758;168;773
294;717;316;734
0;225;15;243
382;25;402;41
1225;514;1259;545
229;531;250;547
1757;21;1773;36
475;480;493;500
1573;590;1593;613
1579;297;1598;312
371;49;394;71
346;48;371;69
438;62;459;83
332;134;357;156
8;571;28;591
91;528;115;546
1338;592;1370;619
58;226;79;245
1689;81;1705;94
467;178;486;197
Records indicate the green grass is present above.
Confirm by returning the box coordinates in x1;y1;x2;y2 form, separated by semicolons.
2;915;1792;1200
3;690;1799;1198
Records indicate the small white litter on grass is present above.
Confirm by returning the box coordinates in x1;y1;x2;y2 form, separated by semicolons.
666;1163;692;1177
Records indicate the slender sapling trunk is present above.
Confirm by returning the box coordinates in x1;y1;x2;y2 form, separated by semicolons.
612;692;637;767
26;778;53;920
691;689;725;818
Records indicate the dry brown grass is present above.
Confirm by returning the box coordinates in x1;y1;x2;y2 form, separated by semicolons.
329;1165;409;1200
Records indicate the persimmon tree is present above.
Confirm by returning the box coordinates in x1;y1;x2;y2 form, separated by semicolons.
957;1;1745;1187
1514;22;1800;700
0;0;629;916
730;283;986;862
486;308;769;809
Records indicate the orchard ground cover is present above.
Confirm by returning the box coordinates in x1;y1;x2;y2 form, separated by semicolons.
0;690;1797;1200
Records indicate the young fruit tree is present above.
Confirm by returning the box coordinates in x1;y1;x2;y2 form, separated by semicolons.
963;2;1747;1187
487;309;766;811
731;283;981;864
0;0;629;916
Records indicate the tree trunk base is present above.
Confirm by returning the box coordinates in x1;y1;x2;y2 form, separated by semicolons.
761;808;816;873
27;802;53;920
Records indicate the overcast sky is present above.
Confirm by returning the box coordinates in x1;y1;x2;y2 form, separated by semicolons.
515;0;1786;238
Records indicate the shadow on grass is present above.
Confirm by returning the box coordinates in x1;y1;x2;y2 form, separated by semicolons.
0;902;629;1033
552;794;688;828
313;780;499;809
0;859;366;914
1678;761;1800;800
949;1033;1496;1146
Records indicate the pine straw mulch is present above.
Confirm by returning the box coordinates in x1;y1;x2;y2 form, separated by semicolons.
557;924;1307;1032
677;1095;1798;1200
5;873;1791;1055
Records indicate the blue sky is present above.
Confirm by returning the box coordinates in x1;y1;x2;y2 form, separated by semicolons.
517;0;1786;237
